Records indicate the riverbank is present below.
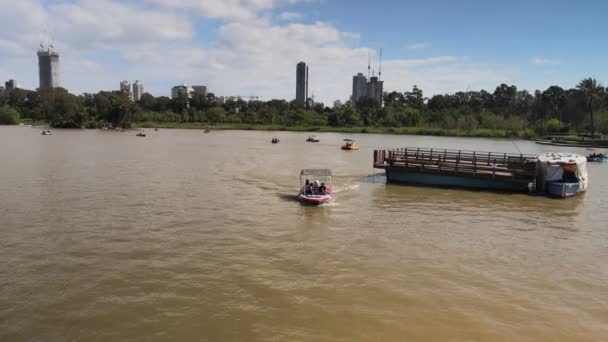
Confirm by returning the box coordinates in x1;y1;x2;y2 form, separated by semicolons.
133;121;536;139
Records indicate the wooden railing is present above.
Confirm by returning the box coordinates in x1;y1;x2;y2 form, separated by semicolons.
374;147;537;179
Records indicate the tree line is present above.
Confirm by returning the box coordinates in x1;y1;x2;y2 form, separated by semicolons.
1;78;607;135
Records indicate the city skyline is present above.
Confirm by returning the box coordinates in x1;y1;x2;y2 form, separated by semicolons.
1;1;607;104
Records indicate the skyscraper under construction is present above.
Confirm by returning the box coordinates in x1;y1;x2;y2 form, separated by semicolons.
38;44;60;89
351;49;383;106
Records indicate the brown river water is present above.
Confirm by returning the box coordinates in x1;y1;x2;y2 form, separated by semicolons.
1;126;607;341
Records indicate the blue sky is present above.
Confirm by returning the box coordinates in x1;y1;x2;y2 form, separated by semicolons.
291;0;607;88
1;0;606;103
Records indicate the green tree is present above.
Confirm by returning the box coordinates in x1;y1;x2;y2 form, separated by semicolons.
154;96;171;112
138;93;156;111
546;118;563;132
206;107;226;124
39;88;87;128
577;77;604;133
356;97;380;125
0;105;20;125
404;85;425;110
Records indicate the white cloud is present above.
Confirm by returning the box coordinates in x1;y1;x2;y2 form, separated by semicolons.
0;0;518;103
147;0;309;20
278;11;302;21
50;0;193;51
407;42;431;50
533;57;560;66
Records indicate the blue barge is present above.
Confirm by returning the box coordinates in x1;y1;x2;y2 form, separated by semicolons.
373;148;538;192
373;148;588;197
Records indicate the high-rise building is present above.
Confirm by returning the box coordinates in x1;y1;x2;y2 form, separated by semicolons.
37;46;60;89
4;79;18;90
191;85;207;96
296;62;308;108
120;81;132;100
132;80;144;101
367;76;384;106
171;84;194;99
351;73;368;104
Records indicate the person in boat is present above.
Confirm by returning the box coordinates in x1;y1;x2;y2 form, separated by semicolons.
313;180;321;194
304;179;312;195
319;183;327;195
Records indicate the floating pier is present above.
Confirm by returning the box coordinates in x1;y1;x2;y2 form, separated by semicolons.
373;147;538;192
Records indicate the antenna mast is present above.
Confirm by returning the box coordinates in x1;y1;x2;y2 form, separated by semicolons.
379;48;382;80
367;49;371;79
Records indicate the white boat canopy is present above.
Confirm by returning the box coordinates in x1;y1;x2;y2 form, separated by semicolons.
300;169;332;177
537;152;588;190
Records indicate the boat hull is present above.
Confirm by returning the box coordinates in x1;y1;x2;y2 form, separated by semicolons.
385;169;531;192
298;194;332;205
546;181;581;198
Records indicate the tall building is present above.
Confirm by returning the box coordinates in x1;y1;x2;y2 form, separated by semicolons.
37;46;60;89
367;76;384;106
351;73;367;104
296;62;308;108
132;80;144;101
120;81;132;100
5;79;18;90
191;85;207;96
171;84;193;99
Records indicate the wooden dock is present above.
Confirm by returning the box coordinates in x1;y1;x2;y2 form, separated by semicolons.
374;148;538;190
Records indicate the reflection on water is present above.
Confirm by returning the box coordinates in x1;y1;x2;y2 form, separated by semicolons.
1;127;608;341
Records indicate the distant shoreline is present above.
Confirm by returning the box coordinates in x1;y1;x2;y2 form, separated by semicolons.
132;122;536;139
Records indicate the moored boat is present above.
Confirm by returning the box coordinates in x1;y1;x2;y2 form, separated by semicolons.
536;152;588;198
136;131;146;137
306;135;320;142
298;169;333;205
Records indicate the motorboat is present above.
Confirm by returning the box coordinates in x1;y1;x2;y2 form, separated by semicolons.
136;131;146;137
306;135;320;142
154;128;159;131
203;129;211;133
586;152;606;162
341;139;359;150
41;130;52;135
537;152;588;198
298;169;333;205
271;137;280;144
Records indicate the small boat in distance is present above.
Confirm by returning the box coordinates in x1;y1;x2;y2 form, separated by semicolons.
154;128;159;131
41;130;52;135
586;152;606;162
298;169;333;205
306;135;319;142
136;131;146;137
203;129;211;133
271;137;280;144
341;139;358;150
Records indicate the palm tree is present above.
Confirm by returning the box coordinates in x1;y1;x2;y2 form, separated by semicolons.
576;78;603;133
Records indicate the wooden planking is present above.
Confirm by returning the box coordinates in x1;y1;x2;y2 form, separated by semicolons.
374;147;537;180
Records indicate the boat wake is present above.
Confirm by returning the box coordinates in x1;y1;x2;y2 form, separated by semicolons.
332;184;360;193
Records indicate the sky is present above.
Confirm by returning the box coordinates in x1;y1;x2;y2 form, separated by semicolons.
0;0;607;104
